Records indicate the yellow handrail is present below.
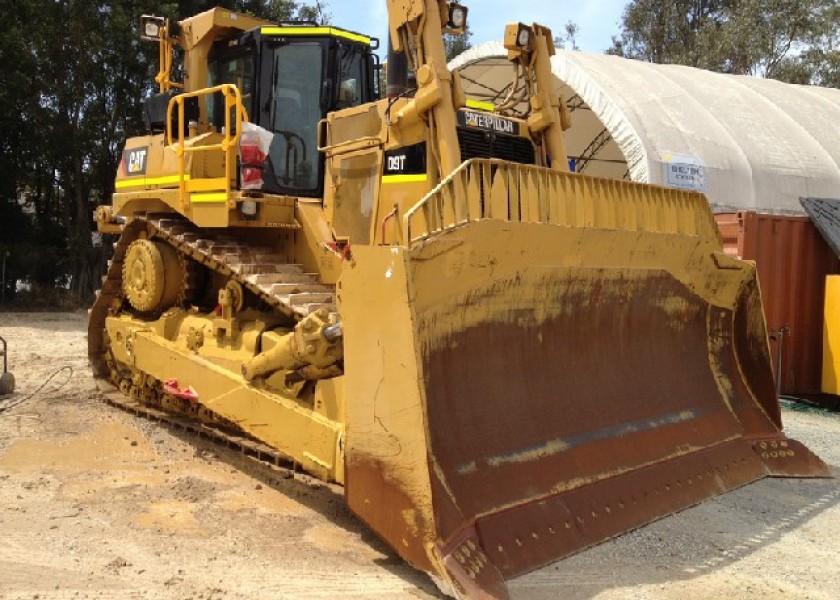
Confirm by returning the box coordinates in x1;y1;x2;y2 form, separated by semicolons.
166;84;248;208
155;24;182;93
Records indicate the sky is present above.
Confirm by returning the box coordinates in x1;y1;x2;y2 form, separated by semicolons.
328;0;628;55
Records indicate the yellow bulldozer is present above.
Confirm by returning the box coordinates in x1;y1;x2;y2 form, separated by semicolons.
89;2;830;598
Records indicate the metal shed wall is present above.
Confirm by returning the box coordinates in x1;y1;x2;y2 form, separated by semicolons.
715;212;840;396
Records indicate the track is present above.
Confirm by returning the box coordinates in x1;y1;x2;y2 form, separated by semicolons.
97;378;307;477
90;211;337;372
87;212;339;469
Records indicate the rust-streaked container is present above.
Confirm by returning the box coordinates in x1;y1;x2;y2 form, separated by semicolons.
715;211;840;395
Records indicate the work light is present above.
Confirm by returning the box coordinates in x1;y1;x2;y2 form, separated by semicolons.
504;22;533;52
517;26;530;48
141;15;166;41
448;3;468;31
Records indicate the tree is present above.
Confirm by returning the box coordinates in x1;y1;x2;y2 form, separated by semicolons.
771;3;840;86
608;0;727;67
554;21;581;51
445;28;472;61
609;0;838;86
0;0;326;307
239;0;330;22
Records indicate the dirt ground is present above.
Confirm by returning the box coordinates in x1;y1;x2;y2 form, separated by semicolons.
0;311;838;600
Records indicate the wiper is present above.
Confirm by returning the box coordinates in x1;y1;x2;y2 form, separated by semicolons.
268;53;279;130
268;44;287;130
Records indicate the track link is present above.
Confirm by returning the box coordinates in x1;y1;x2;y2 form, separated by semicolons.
89;212;337;377
146;214;337;316
97;380;297;469
88;212;341;467
96;380;338;495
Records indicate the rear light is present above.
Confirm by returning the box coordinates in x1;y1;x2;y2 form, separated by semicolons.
238;200;258;219
240;132;265;189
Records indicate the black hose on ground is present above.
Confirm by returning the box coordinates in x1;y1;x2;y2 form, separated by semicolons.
0;366;74;416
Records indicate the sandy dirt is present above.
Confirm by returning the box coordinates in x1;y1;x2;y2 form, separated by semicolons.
0;312;838;600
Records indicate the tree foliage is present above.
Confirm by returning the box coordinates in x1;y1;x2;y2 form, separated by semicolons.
0;0;325;307
609;0;838;86
444;29;473;62
554;21;581;51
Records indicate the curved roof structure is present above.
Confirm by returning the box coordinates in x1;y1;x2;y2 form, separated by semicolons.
451;42;840;214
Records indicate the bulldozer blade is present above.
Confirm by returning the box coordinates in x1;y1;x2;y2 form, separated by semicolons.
339;213;830;599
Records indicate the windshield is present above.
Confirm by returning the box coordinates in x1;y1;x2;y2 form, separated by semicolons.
266;42;323;192
207;52;253;131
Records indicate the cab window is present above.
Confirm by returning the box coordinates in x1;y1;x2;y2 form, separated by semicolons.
207;51;253;131
336;43;366;109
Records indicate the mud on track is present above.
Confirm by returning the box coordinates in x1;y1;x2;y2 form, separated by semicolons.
1;312;838;600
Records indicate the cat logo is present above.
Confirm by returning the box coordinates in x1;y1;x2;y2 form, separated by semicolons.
458;110;519;135
122;146;149;176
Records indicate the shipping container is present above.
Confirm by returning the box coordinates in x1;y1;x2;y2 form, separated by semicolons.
823;276;840;395
715;211;840;396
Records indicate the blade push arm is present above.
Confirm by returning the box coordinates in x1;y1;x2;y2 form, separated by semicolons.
387;0;466;177
503;22;572;171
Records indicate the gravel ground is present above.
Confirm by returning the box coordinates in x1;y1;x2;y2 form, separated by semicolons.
0;311;838;600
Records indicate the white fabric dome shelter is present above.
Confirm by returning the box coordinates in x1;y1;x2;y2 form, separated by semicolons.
450;42;840;214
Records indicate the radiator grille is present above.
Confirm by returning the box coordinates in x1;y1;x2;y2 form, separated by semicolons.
457;127;536;165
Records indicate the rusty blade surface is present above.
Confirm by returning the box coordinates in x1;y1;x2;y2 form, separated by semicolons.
420;267;767;538
443;439;764;579
407;223;830;595
340;220;830;600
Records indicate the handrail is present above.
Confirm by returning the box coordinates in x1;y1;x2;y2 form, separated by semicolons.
316;118;381;156
318;135;381;156
166;84;248;208
154;24;183;93
402;158;721;247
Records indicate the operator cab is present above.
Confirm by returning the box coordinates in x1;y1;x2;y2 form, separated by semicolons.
207;25;378;198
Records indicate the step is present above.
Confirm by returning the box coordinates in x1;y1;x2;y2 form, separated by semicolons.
194;239;238;251
244;268;306;285
264;283;329;296
230;263;284;276
251;253;289;263
286;292;335;306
